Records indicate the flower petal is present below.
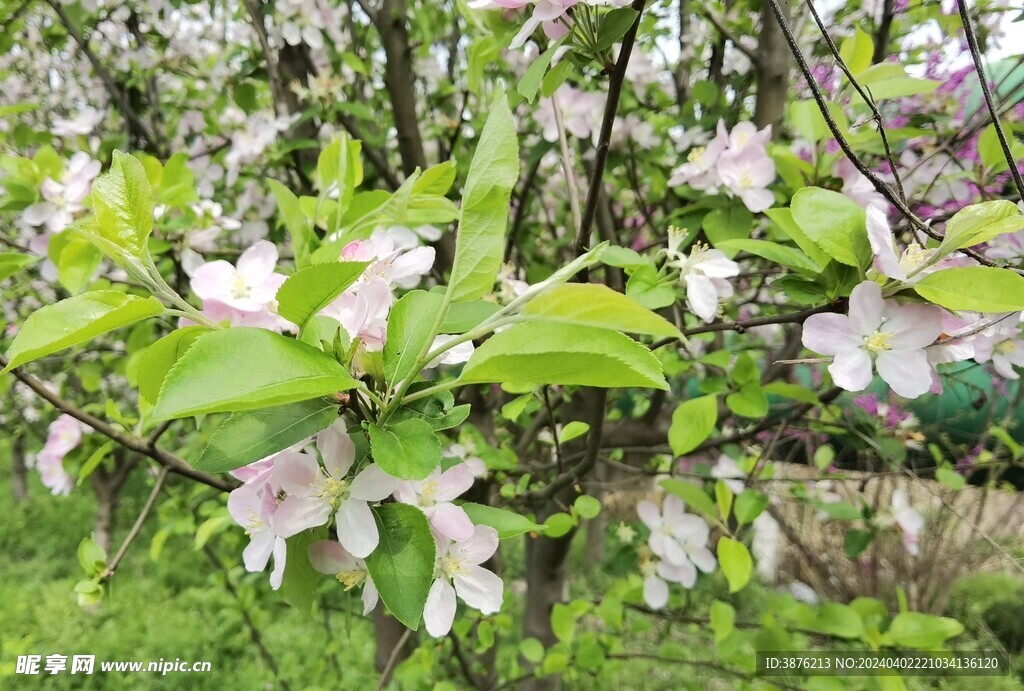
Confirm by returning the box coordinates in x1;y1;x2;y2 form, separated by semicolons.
454;564;504;614
337;499;379;559
423;579;457;637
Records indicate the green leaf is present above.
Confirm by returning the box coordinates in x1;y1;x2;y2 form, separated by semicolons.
839;27;874;75
447;90;520;302
844;528;873;557
715;480;733;520
551;603;577;643
368;418;441;480
884;612;963;649
660;478;718;522
726;383;769;418
276;261;371;330
439;299;501;334
765;207;832;269
517;37;566;103
279;526;326;616
195;400;339;472
460;322;668;390
855;63;938;101
78;537;107;577
625;263;677;309
573;495;601;520
138;326;208;404
734;489;769;526
559;420;589;443
540;61;573;98
412;161;457;196
935;466;967;490
365;503;437;630
0;251;38;282
715;239;822;274
791;187;869;268
522;283;681;338
384;290;445;386
519;638;545;664
710;600;735;644
3;291;163;373
153;328;358;420
703;205;753;254
77;441;114;487
668;395;718;455
268;179;312;266
543;513;576;537
595;7;638;50
717;537;752;593
789;100;828;144
87;151;154;261
461;502;544;539
51;232;102;294
813;603;864;639
913;266;1024;312
939;200;1024;254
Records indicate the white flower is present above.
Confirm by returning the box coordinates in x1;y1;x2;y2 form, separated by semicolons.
423;526;503;637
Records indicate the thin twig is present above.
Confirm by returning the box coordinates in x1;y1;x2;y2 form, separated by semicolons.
955;0;1024;203
551;91;583;235
804;0;906;205
375;628;413;691
574;0;646;265
101;466;169;579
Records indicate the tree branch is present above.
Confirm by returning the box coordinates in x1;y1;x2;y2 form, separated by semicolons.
955;0;1024;203
3;357;236;493
101;466;169;580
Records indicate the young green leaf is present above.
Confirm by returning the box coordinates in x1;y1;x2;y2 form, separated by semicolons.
461;502;545;539
86;151;154;261
668;395;718;455
365;503;437;630
278;526;327;616
384;290;445;386
0;251;39;282
195;400;339;472
913;266;1024;313
137;326;209;404
459;322;668;390
447;90;520;302
152;328;358;420
275;260;371;330
939;200;1024;255
790;187;870;268
522;283;682;338
367;418;442;480
3;291;163;373
268;179;313;266
717;537;752;593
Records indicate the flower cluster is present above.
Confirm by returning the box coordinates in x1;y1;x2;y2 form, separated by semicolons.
22;152;101;252
227;425;502;635
470;0;632;50
190;240;292;331
669;120;777;213
636;495;716;609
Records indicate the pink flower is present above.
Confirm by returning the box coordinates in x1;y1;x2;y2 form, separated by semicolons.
669;121;730;190
32;414;85;496
972;313;1024;379
320;276;394;351
191;240;285;312
833;158;887;211
340;229;435;290
394;463;475;542
227;484;288;589
22;152;100;234
274;423;397;558
802;281;945;398
309;540;379;615
423;525;503;637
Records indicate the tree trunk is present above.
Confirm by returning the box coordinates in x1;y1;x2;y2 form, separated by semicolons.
373;604;414;681
753;0;792;132
11;433;28;502
521;527;574;691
